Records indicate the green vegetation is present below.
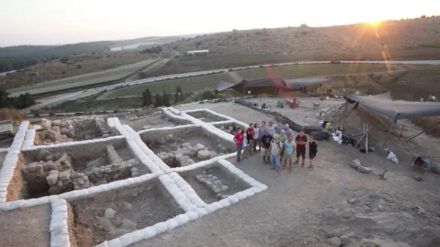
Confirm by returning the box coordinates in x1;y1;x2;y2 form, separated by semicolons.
236;63;390;80
174;86;183;103
420;42;440;48
0;88;35;109
8;59;156;96
140;46;162;54
0;41;112;73
142;89;152;107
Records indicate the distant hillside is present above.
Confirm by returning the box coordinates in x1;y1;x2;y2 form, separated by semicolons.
167;16;440;61
0;41;112;72
0;35;188;73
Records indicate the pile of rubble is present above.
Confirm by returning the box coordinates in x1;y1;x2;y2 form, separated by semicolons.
196;170;230;199
100;204;138;237
35;118;113;145
157;140;228;167
21;145;140;197
216;124;242;135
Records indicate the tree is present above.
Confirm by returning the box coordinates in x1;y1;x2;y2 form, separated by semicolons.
163;89;170;107
174;86;183;103
154;94;163;107
142;89;152;107
0;88;9;107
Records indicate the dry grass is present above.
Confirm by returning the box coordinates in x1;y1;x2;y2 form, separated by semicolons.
1;50;157;90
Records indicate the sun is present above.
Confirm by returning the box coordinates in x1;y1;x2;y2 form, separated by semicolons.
367;20;382;27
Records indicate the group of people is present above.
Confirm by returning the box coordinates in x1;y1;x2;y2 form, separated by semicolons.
233;121;318;172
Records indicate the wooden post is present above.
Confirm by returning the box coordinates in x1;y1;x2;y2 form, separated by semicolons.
398;124;405;141
382;118;395;149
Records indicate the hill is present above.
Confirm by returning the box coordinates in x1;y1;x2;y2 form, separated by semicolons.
167;16;440;61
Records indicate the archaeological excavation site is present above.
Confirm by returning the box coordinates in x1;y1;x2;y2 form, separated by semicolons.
0;95;440;247
0;107;266;247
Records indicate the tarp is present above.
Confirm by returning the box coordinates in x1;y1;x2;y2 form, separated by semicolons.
216;80;236;91
216;76;329;92
344;92;440;121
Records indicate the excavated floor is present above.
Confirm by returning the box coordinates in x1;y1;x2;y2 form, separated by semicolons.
68;178;183;247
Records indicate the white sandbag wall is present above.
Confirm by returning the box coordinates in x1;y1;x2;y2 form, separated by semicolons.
0;121;29;203
0;109;267;247
50;199;71;247
22;128;36;149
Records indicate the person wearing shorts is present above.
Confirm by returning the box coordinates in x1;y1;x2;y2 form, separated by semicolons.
295;129;308;166
269;134;282;172
260;129;272;164
284;134;296;169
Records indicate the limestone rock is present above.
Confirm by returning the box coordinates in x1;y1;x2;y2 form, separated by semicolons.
329;237;342;247
197;149;211;160
52;120;62;126
121;202;133;211
41;118;52;130
351;159;372;174
46;170;59;186
59;170;71;181
105;208;116;219
194;143;205;151
45;130;59;142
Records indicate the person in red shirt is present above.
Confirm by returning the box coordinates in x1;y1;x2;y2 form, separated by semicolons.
295;128;308;166
233;128;244;162
246;123;254;154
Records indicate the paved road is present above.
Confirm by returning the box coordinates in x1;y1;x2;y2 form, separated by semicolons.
26;60;440;111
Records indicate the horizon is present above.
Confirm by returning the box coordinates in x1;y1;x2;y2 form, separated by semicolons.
0;0;439;47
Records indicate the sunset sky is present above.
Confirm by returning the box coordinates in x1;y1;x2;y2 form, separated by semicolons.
0;0;438;46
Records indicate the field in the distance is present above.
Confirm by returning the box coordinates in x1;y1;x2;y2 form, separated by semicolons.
101;63;391;99
8;59;158;97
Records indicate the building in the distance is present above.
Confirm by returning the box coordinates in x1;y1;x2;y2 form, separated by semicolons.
186;49;210;56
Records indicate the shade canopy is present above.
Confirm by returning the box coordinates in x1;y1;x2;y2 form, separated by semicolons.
345;92;440;121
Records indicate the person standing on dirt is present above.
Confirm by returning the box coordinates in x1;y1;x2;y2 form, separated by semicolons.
284;134;296;169
253;123;260;152
267;121;275;137
284;123;293;136
308;135;318;168
259;121;267;151
233;128;244;163
295;128;308;166
269;134;282;172
274;121;283;135
246;123;254;154
261;129;272;164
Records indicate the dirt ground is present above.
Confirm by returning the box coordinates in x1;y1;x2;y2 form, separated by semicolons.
179;164;250;204
0;204;51;247
120;111;191;131
69;179;183;247
128;99;440;247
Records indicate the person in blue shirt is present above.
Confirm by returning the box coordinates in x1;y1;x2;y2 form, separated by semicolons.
284;134;296;169
283;123;293;137
267;121;275;137
274;121;283;135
